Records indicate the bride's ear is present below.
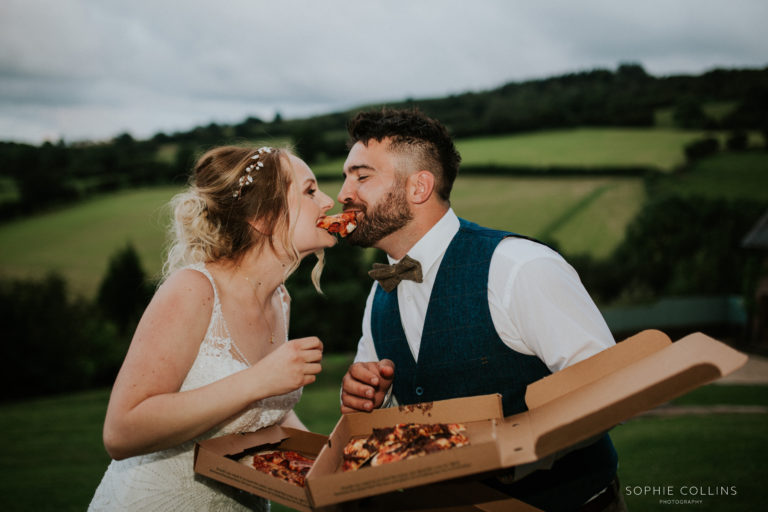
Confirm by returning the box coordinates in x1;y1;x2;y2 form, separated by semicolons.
247;218;269;235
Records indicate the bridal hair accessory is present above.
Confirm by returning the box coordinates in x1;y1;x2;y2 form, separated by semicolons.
233;147;273;199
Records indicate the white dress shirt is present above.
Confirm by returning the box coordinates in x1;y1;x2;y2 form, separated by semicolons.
353;209;615;372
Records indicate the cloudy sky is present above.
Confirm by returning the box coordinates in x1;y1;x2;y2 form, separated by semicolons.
1;0;766;144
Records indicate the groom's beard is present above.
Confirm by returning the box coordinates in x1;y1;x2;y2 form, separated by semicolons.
346;180;413;248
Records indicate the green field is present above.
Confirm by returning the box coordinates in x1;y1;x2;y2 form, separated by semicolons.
451;175;645;258
457;128;711;170
650;151;768;201
0;187;179;296
0;375;765;512
311;128;734;176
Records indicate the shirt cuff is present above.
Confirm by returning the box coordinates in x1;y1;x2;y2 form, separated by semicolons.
380;385;396;409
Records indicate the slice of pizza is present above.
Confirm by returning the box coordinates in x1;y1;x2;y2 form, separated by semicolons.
342;422;470;471
282;450;315;475
341;436;379;471
316;211;357;237
238;449;315;486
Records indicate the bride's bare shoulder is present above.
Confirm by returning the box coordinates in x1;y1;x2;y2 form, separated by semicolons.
150;267;215;314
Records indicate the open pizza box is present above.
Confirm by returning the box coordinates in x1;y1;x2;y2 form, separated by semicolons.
305;330;748;509
194;330;747;511
193;426;327;512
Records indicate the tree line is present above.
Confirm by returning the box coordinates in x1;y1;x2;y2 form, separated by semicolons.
1;64;767;219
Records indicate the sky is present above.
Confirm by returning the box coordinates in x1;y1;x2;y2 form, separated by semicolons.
1;0;766;145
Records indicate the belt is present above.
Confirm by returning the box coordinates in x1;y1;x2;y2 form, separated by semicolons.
579;476;621;512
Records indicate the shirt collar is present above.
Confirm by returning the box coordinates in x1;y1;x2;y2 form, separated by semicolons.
388;209;460;276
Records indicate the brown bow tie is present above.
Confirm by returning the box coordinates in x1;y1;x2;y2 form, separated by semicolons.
368;255;423;293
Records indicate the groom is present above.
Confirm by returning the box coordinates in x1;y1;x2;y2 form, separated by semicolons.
338;108;625;511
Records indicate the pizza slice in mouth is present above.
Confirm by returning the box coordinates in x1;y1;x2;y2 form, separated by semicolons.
316;211;358;237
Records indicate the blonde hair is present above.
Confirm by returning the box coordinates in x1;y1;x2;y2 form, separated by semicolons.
163;145;324;291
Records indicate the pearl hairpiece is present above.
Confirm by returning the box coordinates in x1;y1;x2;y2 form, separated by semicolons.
233;146;273;199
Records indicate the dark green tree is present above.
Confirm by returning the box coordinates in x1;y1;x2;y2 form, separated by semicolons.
16;141;76;210
726;131;749;151
174;144;197;181
292;124;325;163
611;196;766;300
97;243;153;335
673;97;708;129
0;274;121;400
683;137;719;162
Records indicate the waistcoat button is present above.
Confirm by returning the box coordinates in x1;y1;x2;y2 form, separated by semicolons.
415;386;424;396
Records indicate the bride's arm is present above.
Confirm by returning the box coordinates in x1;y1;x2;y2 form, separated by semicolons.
102;269;322;460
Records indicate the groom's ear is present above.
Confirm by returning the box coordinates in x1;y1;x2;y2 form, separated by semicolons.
408;170;436;204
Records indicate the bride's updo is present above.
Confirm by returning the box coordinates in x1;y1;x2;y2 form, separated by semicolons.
163;145;297;280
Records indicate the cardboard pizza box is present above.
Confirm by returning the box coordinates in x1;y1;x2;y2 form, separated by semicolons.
193;426;327;512
305;330;747;508
306;394;505;507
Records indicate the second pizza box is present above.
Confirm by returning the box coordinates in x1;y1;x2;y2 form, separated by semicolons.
193;425;326;512
306;329;748;508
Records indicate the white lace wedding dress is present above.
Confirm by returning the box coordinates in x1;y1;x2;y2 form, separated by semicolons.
89;263;300;511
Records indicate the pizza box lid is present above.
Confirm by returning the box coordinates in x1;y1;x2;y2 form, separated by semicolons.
305;330;747;508
495;330;748;468
193;425;327;512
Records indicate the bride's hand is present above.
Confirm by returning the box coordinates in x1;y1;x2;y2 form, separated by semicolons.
252;337;323;396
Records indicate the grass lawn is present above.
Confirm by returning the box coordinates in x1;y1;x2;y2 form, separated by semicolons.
613;414;767;511
613;383;768;511
0;390;113;512
0;376;765;512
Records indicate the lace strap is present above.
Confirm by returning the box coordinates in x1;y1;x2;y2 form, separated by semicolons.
186;263;221;307
185;263;251;366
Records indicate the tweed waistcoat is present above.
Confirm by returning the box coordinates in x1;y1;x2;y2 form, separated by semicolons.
371;218;617;510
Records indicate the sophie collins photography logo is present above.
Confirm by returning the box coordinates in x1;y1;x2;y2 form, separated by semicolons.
624;483;738;506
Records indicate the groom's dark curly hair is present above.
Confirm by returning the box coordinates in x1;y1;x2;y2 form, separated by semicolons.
346;108;461;203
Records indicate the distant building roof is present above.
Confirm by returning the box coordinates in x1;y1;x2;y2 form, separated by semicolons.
743;209;768;250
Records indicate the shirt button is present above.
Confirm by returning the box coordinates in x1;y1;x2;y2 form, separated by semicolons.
415;386;424;396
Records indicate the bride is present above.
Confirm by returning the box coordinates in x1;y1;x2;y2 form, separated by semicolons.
89;145;337;511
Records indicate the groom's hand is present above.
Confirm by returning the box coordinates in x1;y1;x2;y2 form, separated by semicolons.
340;359;395;414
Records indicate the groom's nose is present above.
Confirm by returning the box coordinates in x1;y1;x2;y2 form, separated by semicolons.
337;178;355;205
